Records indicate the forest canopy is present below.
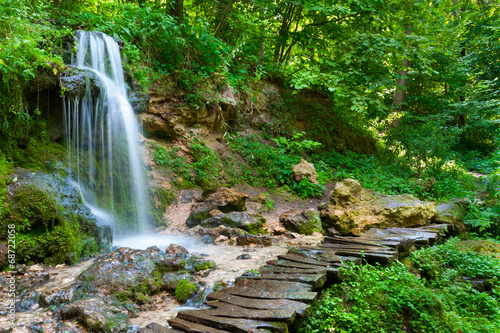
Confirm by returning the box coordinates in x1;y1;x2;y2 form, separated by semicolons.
0;0;499;178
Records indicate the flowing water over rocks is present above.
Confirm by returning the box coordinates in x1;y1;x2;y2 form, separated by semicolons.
64;30;150;234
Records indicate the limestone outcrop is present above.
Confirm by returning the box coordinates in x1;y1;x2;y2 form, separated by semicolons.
186;187;249;227
319;178;439;235
291;159;319;185
279;209;323;235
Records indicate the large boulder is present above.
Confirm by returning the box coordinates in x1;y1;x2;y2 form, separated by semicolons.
186;187;249;227
59;297;129;332
279;209;323;235
76;246;215;302
198;212;267;235
0;170;112;267
292;159;319;185
319;178;438;235
187;225;248;244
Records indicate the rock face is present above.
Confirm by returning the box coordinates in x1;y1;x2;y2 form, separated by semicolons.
279;209;323;235
318;178;438;235
59;297;129;332
187;225;248;244
77;246;216;300
198;212;267;234
0;170;112;266
186;187;249;227
292;159;319;185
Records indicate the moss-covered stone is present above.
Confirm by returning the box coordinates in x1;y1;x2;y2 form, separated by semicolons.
279;209;323;235
175;279;199;303
0;172;111;268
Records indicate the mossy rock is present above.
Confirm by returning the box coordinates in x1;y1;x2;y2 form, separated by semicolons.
0;171;111;268
454;240;500;255
175;279;199;303
279;209;322;235
198;212;267;235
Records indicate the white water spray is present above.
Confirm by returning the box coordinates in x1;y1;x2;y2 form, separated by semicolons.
64;31;150;234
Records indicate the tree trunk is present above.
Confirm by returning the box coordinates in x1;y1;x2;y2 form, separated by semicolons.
392;26;412;107
392;58;410;107
170;0;184;24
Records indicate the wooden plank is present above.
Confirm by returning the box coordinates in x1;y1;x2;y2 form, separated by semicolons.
277;253;329;267
203;301;297;322
259;266;327;275
334;251;396;264
168;318;231;333
240;272;327;288
205;292;309;316
177;312;289;333
267;259;327;270
324;236;387;247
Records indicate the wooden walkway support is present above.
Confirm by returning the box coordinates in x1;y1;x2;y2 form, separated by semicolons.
139;224;454;333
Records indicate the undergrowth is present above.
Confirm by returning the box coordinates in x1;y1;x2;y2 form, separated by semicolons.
298;238;500;333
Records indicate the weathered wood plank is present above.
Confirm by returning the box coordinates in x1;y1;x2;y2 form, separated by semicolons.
168;318;231;333
259;266;327;275
203;301;297;322
240;272;327;288
266;259;327;270
205;292;309;316
177;312;289;333
277;253;329;266
334;251;396;264
228;279;318;302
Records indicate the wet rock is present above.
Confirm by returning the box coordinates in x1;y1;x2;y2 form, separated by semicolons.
319;178;438;235
236;254;252;260
186;187;249;227
180;190;203;203
279;209;323;235
40;286;76;307
175;279;200;303
166;244;189;255
236;234;273;247
292;159;319;185
4;170;112;266
60;67;99;99
214;235;230;245
128;91;150;114
188;225;247;244
59;297;129;332
198;212;267;234
77;247;161;297
162;272;196;291
76;247;216;303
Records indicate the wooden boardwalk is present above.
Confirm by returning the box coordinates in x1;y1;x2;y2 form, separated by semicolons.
139;224;454;333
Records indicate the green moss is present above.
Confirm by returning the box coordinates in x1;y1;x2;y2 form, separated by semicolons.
0;185;104;268
298;211;323;235
244;217;268;235
174;279;199;303
194;259;217;272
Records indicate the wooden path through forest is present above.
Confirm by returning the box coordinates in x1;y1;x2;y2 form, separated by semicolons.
139;223;456;333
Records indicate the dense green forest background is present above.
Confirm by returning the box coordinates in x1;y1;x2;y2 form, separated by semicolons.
1;0;499;198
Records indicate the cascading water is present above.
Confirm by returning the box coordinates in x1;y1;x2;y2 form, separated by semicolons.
63;31;150;234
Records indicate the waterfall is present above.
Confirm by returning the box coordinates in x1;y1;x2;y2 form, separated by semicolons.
63;31;150;235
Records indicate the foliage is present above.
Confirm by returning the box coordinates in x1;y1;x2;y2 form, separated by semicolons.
313;150;475;200
464;202;500;239
0;0;69;155
150;139;224;191
299;238;500;333
227;134;324;198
